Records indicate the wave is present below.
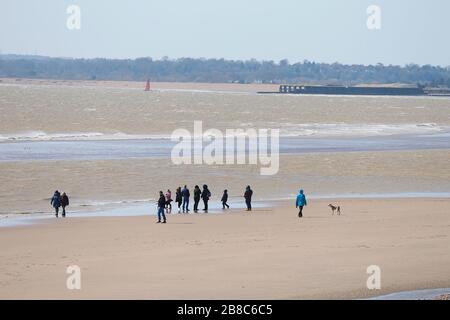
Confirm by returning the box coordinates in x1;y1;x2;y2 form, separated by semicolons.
0;131;170;142
277;123;447;137
0;123;448;142
78;199;154;207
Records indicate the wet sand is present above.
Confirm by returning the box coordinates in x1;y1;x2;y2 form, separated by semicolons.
1;150;449;215
0;198;449;299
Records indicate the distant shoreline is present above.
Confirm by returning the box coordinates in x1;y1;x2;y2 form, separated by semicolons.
0;77;278;93
1;53;449;86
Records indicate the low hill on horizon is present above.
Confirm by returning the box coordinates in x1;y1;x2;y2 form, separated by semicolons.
1;54;449;87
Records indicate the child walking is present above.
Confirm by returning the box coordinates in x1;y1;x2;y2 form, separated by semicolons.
221;190;230;210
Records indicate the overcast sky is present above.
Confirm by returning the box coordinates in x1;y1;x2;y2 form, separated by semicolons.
1;0;449;66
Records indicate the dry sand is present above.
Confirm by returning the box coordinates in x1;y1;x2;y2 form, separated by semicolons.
1;198;449;299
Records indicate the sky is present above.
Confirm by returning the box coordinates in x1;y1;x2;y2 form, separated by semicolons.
1;0;449;66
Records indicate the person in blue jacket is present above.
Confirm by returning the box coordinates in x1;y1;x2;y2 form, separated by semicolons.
50;190;61;218
296;189;307;218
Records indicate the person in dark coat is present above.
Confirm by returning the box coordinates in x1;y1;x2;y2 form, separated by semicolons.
50;190;61;218
60;192;69;218
181;185;190;213
157;191;167;224
193;185;201;213
221;190;230;209
201;185;211;213
244;186;253;211
175;187;182;213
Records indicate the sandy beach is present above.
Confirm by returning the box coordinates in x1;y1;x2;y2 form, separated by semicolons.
0;198;449;299
2;0;450;306
1;79;449;300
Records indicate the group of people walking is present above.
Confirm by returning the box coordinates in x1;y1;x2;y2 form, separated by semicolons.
49;187;308;222
156;185;254;224
50;190;70;218
162;185;211;215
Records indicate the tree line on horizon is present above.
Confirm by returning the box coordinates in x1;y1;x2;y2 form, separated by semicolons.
1;54;450;87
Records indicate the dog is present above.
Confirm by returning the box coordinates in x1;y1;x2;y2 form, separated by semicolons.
328;204;341;215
